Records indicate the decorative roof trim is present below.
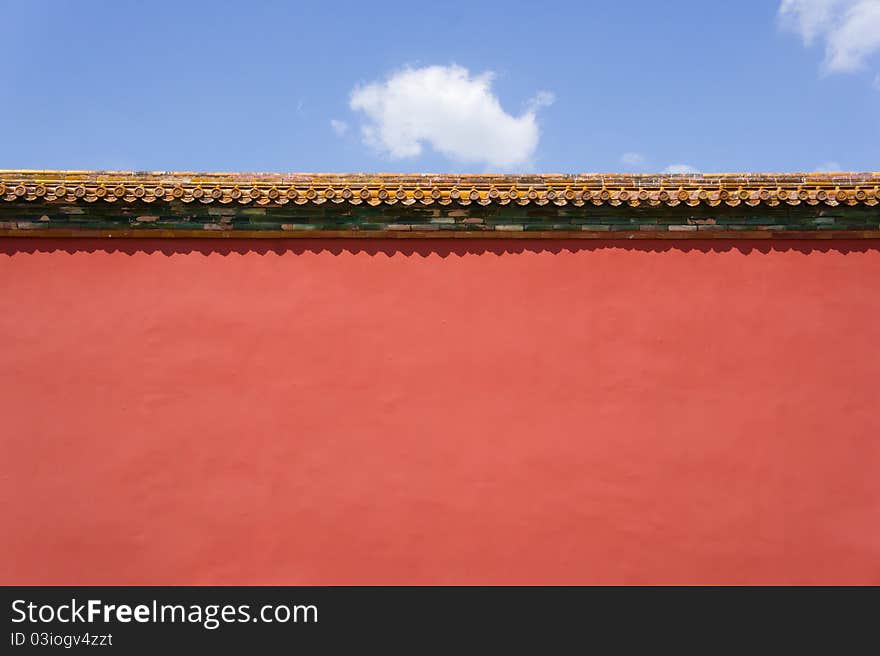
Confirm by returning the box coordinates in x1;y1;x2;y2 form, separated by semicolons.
4;228;880;240
2;170;879;209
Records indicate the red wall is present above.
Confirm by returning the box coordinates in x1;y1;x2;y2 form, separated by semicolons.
2;238;879;585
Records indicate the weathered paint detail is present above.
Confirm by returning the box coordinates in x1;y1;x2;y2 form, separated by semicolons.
1;198;878;236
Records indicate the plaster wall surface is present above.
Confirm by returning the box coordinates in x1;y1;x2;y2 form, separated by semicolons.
2;239;878;584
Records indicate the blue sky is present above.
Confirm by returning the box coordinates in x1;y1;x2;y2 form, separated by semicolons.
1;0;878;173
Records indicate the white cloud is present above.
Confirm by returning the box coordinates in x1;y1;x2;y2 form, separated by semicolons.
330;119;348;136
349;65;553;169
779;0;880;73
780;0;843;43
620;152;646;167
528;90;556;111
663;163;701;174
813;161;843;171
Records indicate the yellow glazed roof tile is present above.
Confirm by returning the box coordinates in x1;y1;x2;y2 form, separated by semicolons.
1;170;878;208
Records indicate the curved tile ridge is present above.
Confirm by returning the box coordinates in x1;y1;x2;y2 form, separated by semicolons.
1;171;878;208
